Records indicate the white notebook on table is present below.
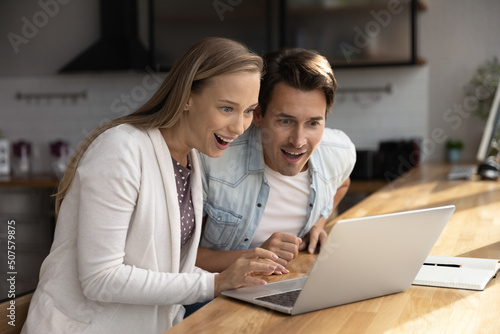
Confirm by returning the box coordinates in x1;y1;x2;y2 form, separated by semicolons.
413;255;500;290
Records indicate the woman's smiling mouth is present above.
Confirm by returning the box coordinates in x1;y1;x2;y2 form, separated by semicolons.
214;133;234;150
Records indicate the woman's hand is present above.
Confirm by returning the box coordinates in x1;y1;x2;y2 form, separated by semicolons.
214;248;287;296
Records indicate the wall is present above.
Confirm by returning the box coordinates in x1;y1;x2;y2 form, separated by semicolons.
0;73;161;173
326;65;429;156
419;0;500;162
327;0;500;163
0;0;100;76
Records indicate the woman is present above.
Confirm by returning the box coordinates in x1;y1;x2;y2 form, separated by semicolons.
21;37;285;334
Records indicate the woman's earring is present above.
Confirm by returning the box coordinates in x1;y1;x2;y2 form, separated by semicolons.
184;106;189;111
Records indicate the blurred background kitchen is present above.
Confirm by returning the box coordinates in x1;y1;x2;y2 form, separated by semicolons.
1;0;499;304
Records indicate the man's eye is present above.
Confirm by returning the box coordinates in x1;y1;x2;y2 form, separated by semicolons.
280;119;291;125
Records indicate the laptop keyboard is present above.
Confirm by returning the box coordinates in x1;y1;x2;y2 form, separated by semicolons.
447;164;477;180
255;289;302;307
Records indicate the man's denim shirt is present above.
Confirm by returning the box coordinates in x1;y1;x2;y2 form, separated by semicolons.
198;124;356;251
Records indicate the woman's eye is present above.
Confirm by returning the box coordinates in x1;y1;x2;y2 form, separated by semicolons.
244;109;255;115
221;107;233;112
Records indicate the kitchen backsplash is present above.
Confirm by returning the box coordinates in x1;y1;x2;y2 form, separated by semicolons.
0;71;164;174
0;65;429;174
331;65;429;152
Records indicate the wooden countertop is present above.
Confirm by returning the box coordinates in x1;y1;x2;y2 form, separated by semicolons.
0;174;385;192
166;163;500;334
349;178;388;193
0;174;59;188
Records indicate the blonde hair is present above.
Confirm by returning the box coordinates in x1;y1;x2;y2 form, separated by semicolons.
55;37;263;214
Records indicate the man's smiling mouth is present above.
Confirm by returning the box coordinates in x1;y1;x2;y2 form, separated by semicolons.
281;149;305;161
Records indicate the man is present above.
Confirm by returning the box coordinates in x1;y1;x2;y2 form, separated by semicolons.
196;47;356;272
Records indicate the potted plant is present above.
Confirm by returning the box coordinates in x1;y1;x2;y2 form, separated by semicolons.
464;57;500;121
446;139;464;163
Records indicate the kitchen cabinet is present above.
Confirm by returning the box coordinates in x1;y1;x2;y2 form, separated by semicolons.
2;0;422;76
151;0;278;71
151;0;422;70
0;176;57;302
283;0;422;68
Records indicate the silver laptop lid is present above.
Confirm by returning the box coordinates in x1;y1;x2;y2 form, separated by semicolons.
291;205;456;315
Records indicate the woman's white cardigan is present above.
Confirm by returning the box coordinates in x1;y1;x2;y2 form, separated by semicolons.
22;125;215;334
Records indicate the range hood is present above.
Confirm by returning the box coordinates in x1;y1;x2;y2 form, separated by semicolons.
60;0;148;72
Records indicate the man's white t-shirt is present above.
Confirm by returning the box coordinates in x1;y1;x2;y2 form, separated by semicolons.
250;164;311;248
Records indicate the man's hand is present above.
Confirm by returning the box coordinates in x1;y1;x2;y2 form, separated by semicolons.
299;224;327;254
260;232;302;267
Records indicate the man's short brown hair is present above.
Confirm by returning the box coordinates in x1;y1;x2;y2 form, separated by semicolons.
259;48;337;116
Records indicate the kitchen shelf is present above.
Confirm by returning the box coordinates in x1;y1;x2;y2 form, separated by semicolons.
0;174;59;189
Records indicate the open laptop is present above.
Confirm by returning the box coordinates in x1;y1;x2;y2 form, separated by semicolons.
222;205;456;315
